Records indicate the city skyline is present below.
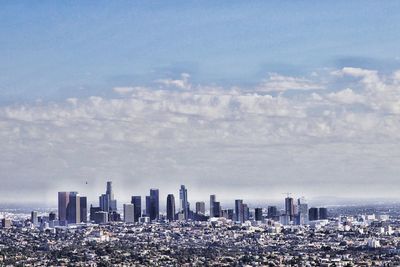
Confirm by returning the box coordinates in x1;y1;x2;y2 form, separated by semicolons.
1;2;400;203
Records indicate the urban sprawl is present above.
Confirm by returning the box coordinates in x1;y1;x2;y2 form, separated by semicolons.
1;182;400;266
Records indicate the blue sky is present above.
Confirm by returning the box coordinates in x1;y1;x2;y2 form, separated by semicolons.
1;1;400;103
1;1;400;204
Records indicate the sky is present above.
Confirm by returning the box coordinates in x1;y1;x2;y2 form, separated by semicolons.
1;1;400;206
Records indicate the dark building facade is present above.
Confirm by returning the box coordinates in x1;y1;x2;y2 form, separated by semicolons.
80;196;87;223
131;196;142;222
255;208;263;221
309;207;319;221
235;199;244;223
319;207;328;220
166;194;176;221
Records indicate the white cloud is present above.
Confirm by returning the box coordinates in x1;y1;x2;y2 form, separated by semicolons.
328;88;365;104
2;68;400;203
256;73;325;92
113;86;135;95
156;73;192;90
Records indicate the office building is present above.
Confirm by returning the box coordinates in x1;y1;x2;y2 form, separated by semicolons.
1;218;11;228
99;194;110;212
222;209;234;220
106;181;117;211
267;206;278;220
49;212;56;221
123;204;135;223
93;211;108;224
179;185;189;220
66;192;80;224
210;194;216;217
166;194;176;221
58;192;69;223
148;189;159;220
255;208;263;221
31;211;38;225
80;196;87;223
297;198;309;225
235;199;244;223
131;196;142;222
243;204;250;221
212;201;221;217
309;207;319;221
285;197;294;221
90;205;102;222
319;207;328;220
195;201;205;215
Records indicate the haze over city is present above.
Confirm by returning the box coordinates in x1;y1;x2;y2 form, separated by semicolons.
1;1;400;205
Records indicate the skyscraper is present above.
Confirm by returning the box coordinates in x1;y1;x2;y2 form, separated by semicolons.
106;181;117;211
195;201;205;215
285;197;294;221
149;189;159;220
31;211;38;225
179;185;188;220
267;206;278;220
66;192;80;224
99;194;110;212
166;194;176;221
49;212;56;221
235;199;244;223
210;194;216;217
309;207;319;221
297;198;308;225
319;207;328;220
131;196;142;222
212;201;221;217
80;196;88;223
243;204;250;221
145;195;151;217
123;204;135;223
254;208;263;221
58;192;69;223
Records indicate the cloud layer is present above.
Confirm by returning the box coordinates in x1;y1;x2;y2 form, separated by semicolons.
1;68;400;205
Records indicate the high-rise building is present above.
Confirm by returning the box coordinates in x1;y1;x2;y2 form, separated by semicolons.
267;206;278;220
222;209;234;220
49;212;56;221
297;198;309;225
131;196;142;222
243;204;250;221
99;181;117;213
212;201;221;217
319;207;328;220
1;218;11;228
210;195;216;217
309;207;319;221
80;196;88;223
123;204;135;223
179;185;188;220
58;192;69;223
195;201;205;215
285;197;294;221
148;189;159;220
106;181;117;211
166;194;176;221
145;195;151;217
235;199;244;223
66;192;80;224
254;208;263;221
31;211;38;225
99;194;110;212
93;211;108;224
90;205;102;222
